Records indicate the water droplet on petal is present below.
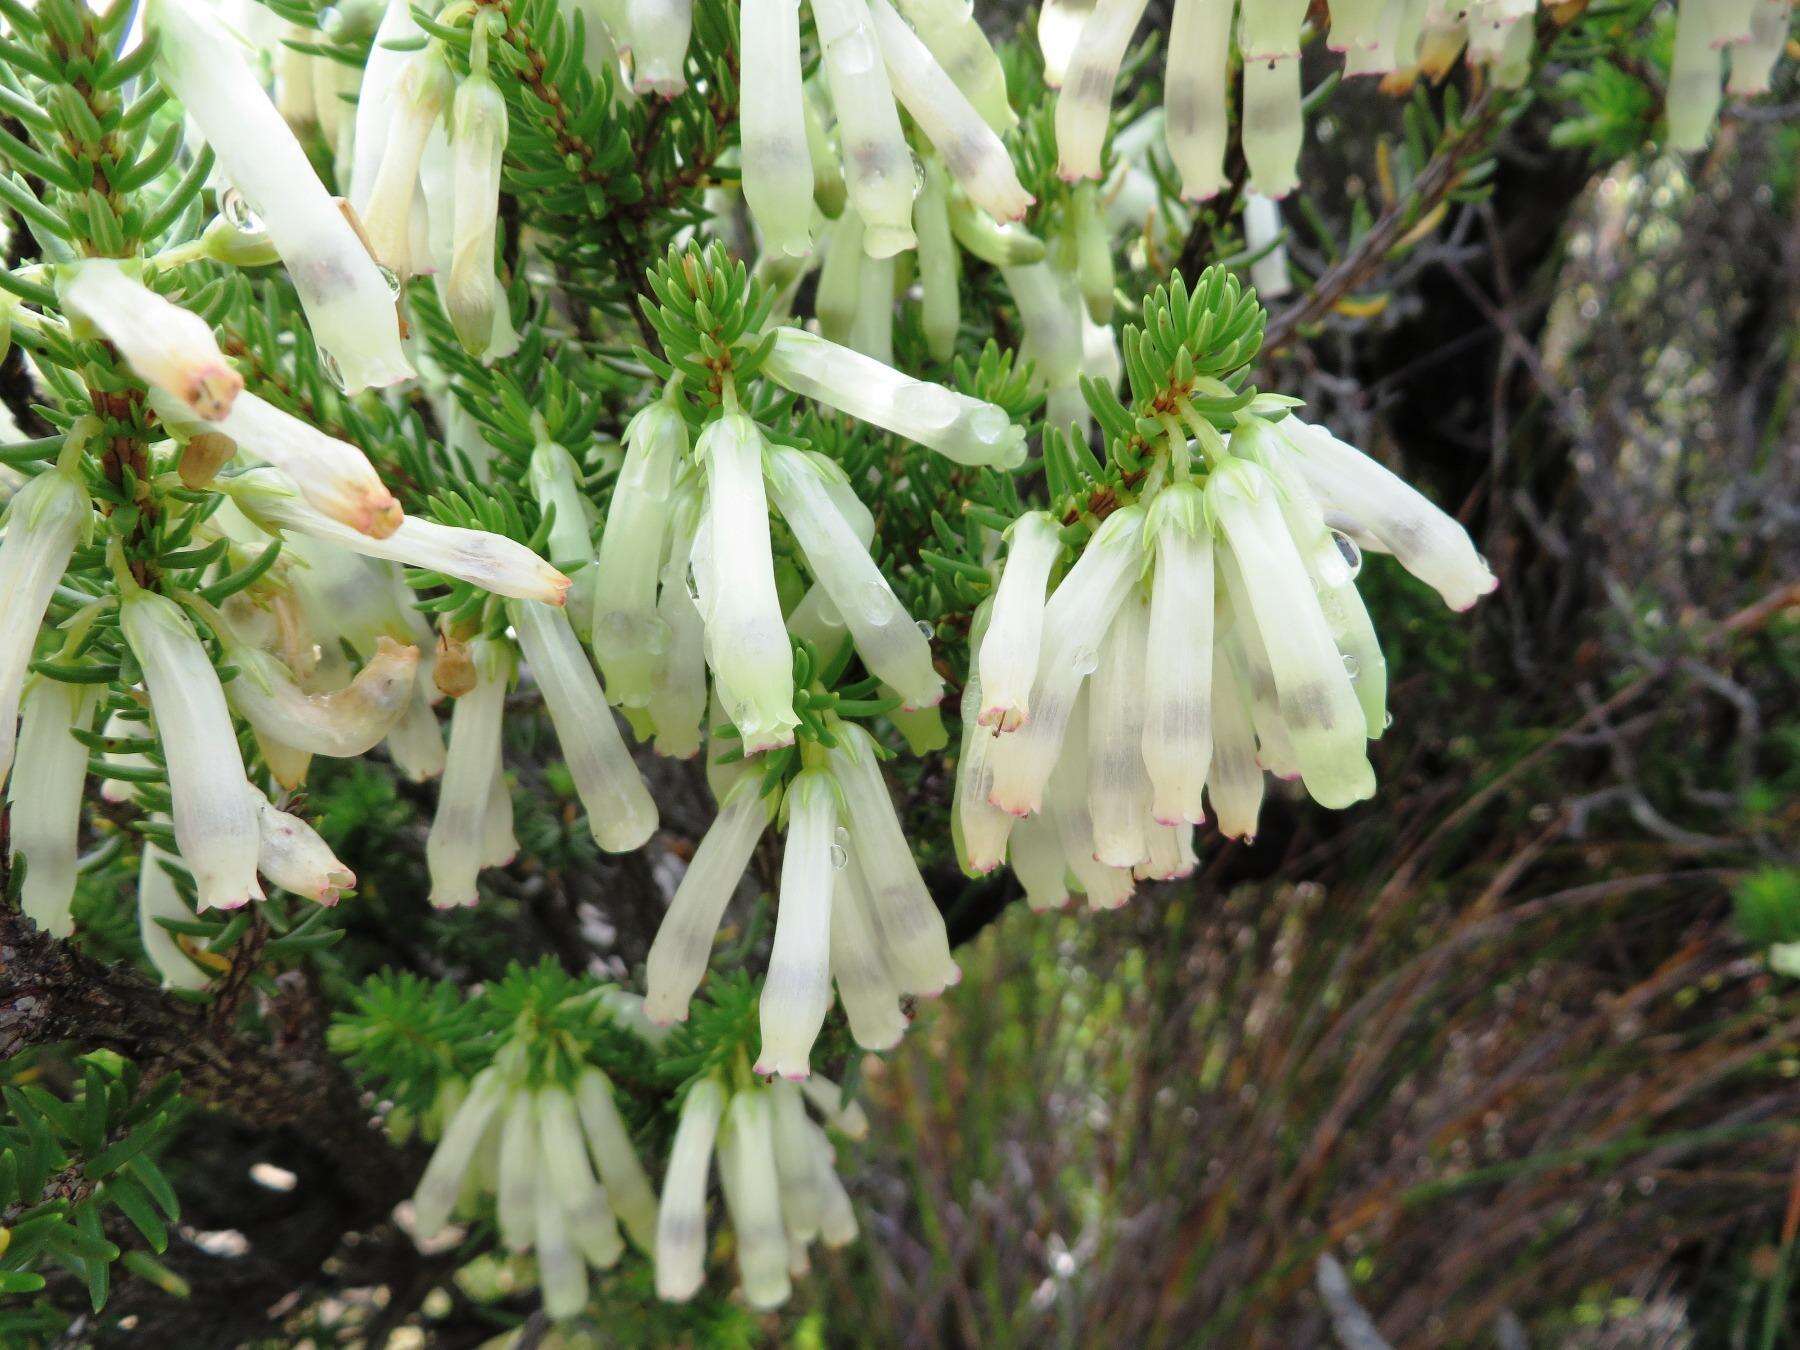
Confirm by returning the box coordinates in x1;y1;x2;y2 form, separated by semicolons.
1341;654;1359;678
377;264;402;297
222;189;265;236
893;382;959;431
915;619;934;639
319;350;347;392
829;841;848;871
1331;530;1362;580
1071;645;1099;677
1382;711;1394;730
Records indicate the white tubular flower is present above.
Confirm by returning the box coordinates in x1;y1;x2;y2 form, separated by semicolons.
448;69;510;356
247;784;355;905
1002;261;1088;435
100;709;150;806
1142;483;1213;826
694;413;798;753
1087;593;1153;869
1242;54;1302;199
646;487;708;758
0;467;87;786
1241;0;1308;61
767;448;943;710
537;1085;624;1276
809;0;918;256
11;680;96;938
527;440;595;571
655;1078;727;1302
799;1074;870;1137
481;757;518;869
575;1068;660;1253
914;156;962;362
121;591;262;912
828;723;960;996
1343;0;1408;77
763;327;1026;468
203;391;402;539
146;0;412;393
1053;0;1152;181
593;401;685;708
741;0;815;258
849;251;896;365
1010;812;1071;911
227;468;571;604
644;779;770;1023
954;650;1016;874
867;0;1033;221
893;0;1015;132
1039;0;1098;86
59;262;243;422
717;1087;793;1310
1708;0;1762;44
350;0;426;208
627;0;694;94
1272;417;1497;610
1667;0;1724;152
756;769;838;1079
1209;458;1374;809
1728;1;1791;96
138;843;212;991
387;682;448;782
770;1081;823;1242
815;209;866;347
363;48;452;281
426;639;509;907
1045;688;1135;909
812;1123;860;1246
1218;552;1299;779
978;511;1062;731
1244;191;1292;299
413;1065;511;1236
829;854;910;1048
496;1088;541;1252
510;598;658;853
1163;0;1234;199
1137;821;1197;881
985;506;1145;818
225;637;420;758
1328;0;1387;51
533;1170;589;1320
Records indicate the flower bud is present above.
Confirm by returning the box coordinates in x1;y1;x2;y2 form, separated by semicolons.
762;327;1025;468
1142;484;1213;825
247;784;355;904
717;1088;792;1309
138;843;212;991
121;590;263;911
894;0;1015;132
426;638;510;907
978;511;1062;730
811;0;917;256
644;779;770;1022
914;157;962;361
656;1078;726;1301
448;71;510;355
225;636;420;757
593;402;685;707
60;261;243;421
1053;0;1151;181
628;0;694;94
147;0;412;392
510;598;658;853
179;431;237;489
1242;55;1302;199
756;770;839;1079
0;468;87;786
741;0;815;257
10;680;97;937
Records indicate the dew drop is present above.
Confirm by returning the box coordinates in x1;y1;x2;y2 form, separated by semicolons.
1331;530;1362;579
915;619;935;639
319;349;347;392
221;189;265;236
836;33;877;76
893;382;959;431
1382;711;1394;730
377;264;402;297
1341;654;1359;678
968;405;1012;443
831;826;851;871
1242;835;1256;847
1070;645;1099;676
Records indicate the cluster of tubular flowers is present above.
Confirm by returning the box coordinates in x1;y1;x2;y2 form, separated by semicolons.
655;1076;863;1307
644;717;960;1076
956;411;1497;909
1664;0;1793;150
738;0;1030;262
410;1041;661;1320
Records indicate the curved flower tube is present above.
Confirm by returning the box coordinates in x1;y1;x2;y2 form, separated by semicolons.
59;261;243;421
740;0;815;257
247;784;355;904
756;769;839;1079
0;466;87;787
977;511;1062;731
11;680;97;937
655;1078;727;1301
203;392;402;539
1053;0;1152;181
809;0;917;256
425;638;510;907
593;401;684;708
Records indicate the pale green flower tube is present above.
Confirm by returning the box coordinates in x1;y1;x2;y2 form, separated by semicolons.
799;1074;870;1137
248;784;355;904
829;854;910;1048
59;261;243;422
1088;593;1153;869
147;0;412;393
1002;262;1087;435
1142;483;1214;826
412;1065;510;1237
207;391;402;539
1053;0;1152;181
593;402;684;708
803;88;850;217
387;681;447;782
122;591;263;912
867;0;1032;220
11;680;96;938
1209;459;1374;809
756;769;838;1079
644;779;770;1023
1241;0;1308;60
767;448;943;710
1242;54;1302;199
1343;0;1408;77
809;0;918;256
741;0;815;257
0;468;87;787
448;70;509;355
894;0;1016;132
538;1085;623;1275
528;440;596;571
1038;0;1098;86
655;1079;726;1301
363;48;452;280
575;1068;660;1253
224;637;420;758
1137;821;1198;881
645;486;708;758
226;468;571;605
914;157;961;361
985;506;1145;818
1218;551;1299;779
811;1122;860;1246
425;639;509;907
955;656;1017;874
1045;688;1134;909
138;843;212;991
693;413;798;752
1010;811;1071;911
717;1088;792;1309
1328;0;1387;51
1272;416;1498;610
815;210;866;346
628;0;694;95
770;1081;823;1241
510;598;657;853
349;0;425;208
849;250;896;364
483;756;519;869
827;723;960;996
949;191;1048;265
533;1169;589;1319
1072;182;1114;321
1729;0;1791;95
496;1090;541;1252
977;511;1062;731
763;327;1025;467
1667;0;1724;152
